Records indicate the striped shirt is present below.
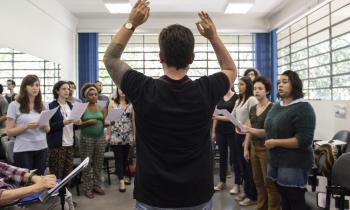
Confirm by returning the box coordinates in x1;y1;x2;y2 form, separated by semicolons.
0;162;29;199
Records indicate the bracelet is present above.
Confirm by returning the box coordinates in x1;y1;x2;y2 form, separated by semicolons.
28;169;37;183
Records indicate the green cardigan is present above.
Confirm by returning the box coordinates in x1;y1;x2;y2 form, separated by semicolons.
264;101;316;170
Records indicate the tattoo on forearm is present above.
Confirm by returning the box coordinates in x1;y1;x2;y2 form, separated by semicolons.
105;43;125;59
103;43;130;86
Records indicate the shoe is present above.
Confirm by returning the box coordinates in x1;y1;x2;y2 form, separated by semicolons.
125;177;132;185
73;201;78;208
239;197;257;206
229;185;240;195
119;188;126;193
84;191;94;199
93;186;105;195
214;182;226;191
234;194;246;201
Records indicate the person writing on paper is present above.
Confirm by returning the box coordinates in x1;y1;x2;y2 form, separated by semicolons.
231;76;257;206
106;87;135;192
211;85;238;192
264;71;316;210
6;75;50;175
79;83;107;199
103;0;236;208
0;162;75;210
242;76;280;210
47;81;81;180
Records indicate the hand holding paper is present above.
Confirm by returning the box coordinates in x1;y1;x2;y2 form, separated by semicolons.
215;109;244;130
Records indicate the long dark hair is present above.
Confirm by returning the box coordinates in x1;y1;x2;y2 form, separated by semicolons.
237;76;254;106
281;70;304;99
17;75;44;113
114;87;129;105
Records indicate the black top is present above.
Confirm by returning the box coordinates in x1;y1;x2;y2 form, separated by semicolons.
249;103;272;142
5;94;16;104
215;94;238;134
264;102;316;170
121;70;229;208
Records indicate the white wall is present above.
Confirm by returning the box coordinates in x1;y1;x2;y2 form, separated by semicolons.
268;0;327;30
308;100;350;140
0;0;78;81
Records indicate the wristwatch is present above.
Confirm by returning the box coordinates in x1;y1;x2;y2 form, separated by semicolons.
124;22;135;31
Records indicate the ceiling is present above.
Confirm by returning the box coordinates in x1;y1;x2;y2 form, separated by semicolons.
57;0;288;18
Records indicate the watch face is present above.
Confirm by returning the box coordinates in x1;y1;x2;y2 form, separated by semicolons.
125;23;133;29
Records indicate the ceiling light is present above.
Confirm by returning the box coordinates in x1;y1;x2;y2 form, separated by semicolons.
224;2;253;14
105;3;132;14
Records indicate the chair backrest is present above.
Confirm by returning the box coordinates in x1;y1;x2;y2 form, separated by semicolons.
332;152;350;190
1;135;15;164
332;130;350;153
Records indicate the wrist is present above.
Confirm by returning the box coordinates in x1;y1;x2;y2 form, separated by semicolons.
208;34;219;42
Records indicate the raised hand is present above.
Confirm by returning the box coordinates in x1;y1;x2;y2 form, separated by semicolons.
196;11;217;40
128;0;150;28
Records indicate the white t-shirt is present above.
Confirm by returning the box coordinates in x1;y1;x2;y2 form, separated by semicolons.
232;96;258;134
7;101;48;152
60;103;74;146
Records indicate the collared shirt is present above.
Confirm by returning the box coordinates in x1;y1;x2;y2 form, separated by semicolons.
0;162;29;199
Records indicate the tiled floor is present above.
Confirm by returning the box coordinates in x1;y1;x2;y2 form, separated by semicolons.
72;171;256;210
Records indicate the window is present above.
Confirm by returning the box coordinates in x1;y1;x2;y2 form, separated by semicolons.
0;48;61;102
277;0;350;100
98;34;255;95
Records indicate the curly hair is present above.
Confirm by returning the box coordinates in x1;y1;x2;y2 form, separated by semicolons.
80;83;98;99
17;75;44;113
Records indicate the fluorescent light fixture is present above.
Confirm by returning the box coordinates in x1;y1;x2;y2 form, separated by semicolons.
105;3;131;14
224;3;253;14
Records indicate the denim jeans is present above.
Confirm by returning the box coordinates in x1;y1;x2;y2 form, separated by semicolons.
135;199;213;210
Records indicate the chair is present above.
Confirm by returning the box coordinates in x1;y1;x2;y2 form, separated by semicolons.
332;130;350;155
1;135;15;164
325;153;350;210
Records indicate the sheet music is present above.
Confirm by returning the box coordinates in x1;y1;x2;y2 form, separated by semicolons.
105;108;123;123
215;109;244;130
67;102;89;121
97;100;108;107
37;107;59;126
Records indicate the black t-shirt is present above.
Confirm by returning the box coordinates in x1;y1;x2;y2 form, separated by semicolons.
121;70;229;208
215;94;238;134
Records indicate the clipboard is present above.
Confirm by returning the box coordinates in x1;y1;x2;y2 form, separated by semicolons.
38;157;89;202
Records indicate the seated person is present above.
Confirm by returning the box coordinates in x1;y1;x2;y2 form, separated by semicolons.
0;162;74;210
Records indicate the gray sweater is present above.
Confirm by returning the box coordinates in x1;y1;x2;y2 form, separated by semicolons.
264;101;316;170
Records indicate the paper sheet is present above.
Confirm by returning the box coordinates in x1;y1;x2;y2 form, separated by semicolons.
215;109;244;130
97;100;108;107
315;139;347;146
37;107;59;126
105;108;124;123
67;102;89;121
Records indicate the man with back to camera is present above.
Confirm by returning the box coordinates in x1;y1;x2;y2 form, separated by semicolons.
103;0;237;209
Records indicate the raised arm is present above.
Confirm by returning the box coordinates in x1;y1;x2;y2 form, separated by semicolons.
196;11;237;83
103;0;150;87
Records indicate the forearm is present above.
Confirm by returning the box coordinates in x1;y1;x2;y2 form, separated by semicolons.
0;185;42;205
244;134;251;151
7;125;27;137
103;27;133;86
249;128;266;139
214;116;230;122
0;115;7;124
273;137;299;149
209;36;236;71
211;119;217;134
